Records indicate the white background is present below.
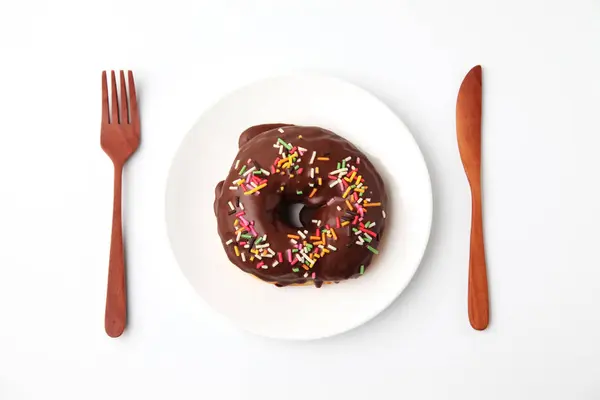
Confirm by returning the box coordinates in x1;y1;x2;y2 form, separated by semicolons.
1;0;599;398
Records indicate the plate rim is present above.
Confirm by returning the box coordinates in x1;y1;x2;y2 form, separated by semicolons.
165;73;433;340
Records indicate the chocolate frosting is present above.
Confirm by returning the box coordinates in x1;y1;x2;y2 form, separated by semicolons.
214;125;388;287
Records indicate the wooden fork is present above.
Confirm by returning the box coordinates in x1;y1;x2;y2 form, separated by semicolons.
101;70;140;338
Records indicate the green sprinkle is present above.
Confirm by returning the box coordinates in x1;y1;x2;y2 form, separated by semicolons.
304;259;311;265
239;165;247;175
360;265;365;274
292;268;300;273
241;234;252;239
364;221;371;228
292;249;299;253
359;192;364;197
352;228;359;232
253;170;262;175
341;160;346;169
363;235;372;243
277;138;292;150
366;245;379;255
255;237;263;245
294;165;300;170
297;190;303;195
350;184;356;189
337;162;341;169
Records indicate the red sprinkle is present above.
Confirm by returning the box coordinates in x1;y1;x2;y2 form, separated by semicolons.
297;168;303;174
256;261;264;269
278;252;283;263
353;216;359;225
360;227;378;237
316;228;320;237
336;217;341;228
235;211;245;217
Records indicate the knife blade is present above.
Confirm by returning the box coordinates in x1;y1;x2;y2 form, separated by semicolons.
456;65;489;331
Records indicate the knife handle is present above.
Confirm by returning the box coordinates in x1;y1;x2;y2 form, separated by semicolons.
468;183;489;330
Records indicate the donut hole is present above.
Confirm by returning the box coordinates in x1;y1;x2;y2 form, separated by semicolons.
277;200;305;229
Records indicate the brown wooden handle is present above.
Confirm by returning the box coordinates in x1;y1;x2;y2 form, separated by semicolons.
468;184;489;330
105;165;126;337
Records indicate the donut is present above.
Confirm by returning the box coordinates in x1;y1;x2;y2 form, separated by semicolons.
214;125;388;288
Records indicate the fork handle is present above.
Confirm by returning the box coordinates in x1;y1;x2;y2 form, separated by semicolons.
468;183;489;330
105;164;126;337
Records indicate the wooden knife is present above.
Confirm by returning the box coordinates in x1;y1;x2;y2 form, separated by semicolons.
456;65;489;330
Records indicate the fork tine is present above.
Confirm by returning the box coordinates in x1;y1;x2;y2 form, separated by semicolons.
127;71;139;132
102;71;109;124
110;70;119;124
119;71;128;124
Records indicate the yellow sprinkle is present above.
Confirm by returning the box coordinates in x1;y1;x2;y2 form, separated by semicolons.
251;249;258;254
278;157;291;167
235;227;245;234
355;175;362;184
288;234;301;239
331;229;338;240
244;183;267;195
280;172;285;175
250;256;255;261
276;169;281;173
314;254;321;259
280;186;285;192
342;186;352;198
234;246;240;257
322;233;326;243
309;188;318;198
313;241;323;246
262;250;269;256
234;219;239;226
364;202;382;207
310;236;320;241
341;221;350;227
317;157;329;161
346;200;354;211
323;248;330;254
315;167;319;174
298;135;303;138
318;177;322;186
354;188;365;193
289;174;295;178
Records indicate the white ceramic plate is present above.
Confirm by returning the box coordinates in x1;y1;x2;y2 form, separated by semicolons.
166;75;432;340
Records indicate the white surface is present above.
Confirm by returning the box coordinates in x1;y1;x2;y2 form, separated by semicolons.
165;74;432;339
0;0;600;398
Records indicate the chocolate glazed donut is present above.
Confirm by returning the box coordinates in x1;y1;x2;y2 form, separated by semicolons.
214;125;388;287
